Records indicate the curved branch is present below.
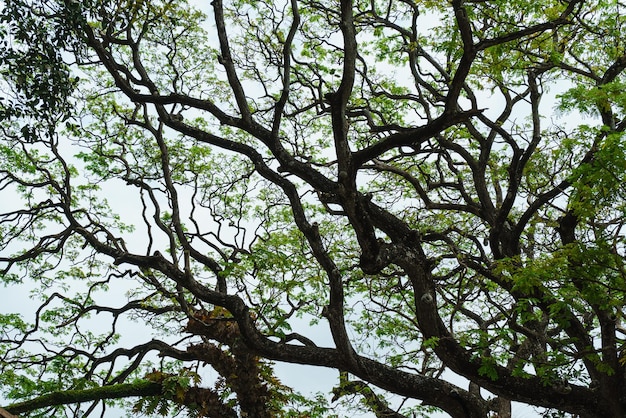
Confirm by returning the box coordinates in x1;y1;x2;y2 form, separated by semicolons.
3;381;162;415
212;0;252;122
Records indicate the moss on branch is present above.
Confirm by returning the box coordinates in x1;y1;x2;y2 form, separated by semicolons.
3;380;162;415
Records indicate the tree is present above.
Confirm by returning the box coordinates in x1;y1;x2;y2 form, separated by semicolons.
0;0;625;416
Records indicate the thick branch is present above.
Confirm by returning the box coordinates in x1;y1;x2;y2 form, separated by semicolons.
3;381;162;415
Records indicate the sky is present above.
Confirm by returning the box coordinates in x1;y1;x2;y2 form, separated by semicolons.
0;1;590;417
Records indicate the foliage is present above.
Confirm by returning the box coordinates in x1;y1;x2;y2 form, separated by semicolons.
1;0;626;417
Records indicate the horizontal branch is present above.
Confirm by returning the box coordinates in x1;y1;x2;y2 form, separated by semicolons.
3;381;162;415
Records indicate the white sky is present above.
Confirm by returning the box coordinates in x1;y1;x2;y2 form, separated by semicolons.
0;1;592;417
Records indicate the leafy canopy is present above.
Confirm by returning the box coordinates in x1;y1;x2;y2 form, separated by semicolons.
1;0;626;417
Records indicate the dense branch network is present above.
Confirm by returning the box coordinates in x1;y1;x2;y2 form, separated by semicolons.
1;0;625;417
